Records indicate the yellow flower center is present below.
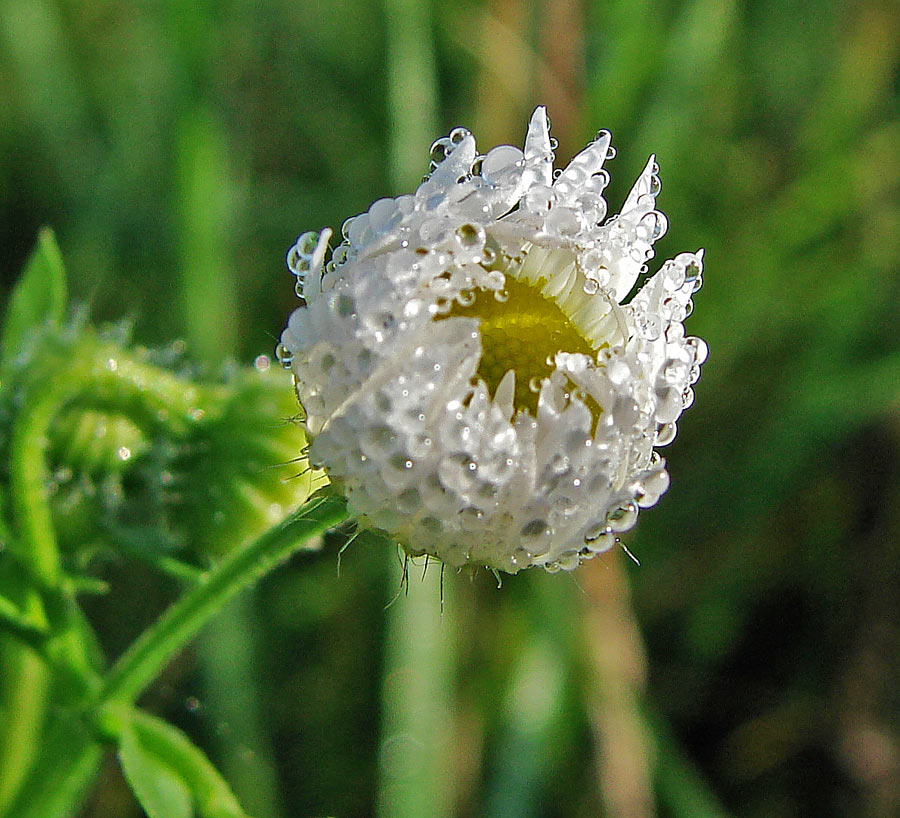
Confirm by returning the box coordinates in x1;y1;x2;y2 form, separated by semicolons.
444;266;599;416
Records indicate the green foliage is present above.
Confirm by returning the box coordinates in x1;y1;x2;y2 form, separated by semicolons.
118;709;248;818
120;720;194;818
0;228;66;378
0;240;340;817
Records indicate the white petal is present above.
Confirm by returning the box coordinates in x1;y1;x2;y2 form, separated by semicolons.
493;369;516;421
281;109;705;575
621;154;658;216
429;134;477;187
524;106;554;186
301;228;333;301
554;130;612;194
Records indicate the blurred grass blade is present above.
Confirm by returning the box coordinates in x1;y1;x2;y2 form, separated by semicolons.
1;228;67;378
377;3;455;816
383;0;439;191
0;0;98;189
632;0;738;160
377;559;456;818
175;108;238;362
650;709;733;818
196;594;284;818
483;639;568;818
118;707;251;818
175;101;284;817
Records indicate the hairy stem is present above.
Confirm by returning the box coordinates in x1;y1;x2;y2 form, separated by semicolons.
98;493;347;706
0;333;222;811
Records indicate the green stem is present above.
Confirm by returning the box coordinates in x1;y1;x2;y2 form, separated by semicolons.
0;333;223;812
4;493;346;818
98;493;347;706
0;644;50;814
8;335;221;587
0;593;47;645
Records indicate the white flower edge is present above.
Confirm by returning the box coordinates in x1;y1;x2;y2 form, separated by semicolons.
279;107;707;573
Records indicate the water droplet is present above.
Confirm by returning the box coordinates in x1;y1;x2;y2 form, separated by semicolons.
430;138;449;163
420;516;442;535
524;185;554;212
253;354;270;372
583;525;615;552
482;145;524;184
297;231;319;255
606;502;638;533
449;127;470;145
455;222;485;248
334;293;355;318
459;506;484;528
521;519;549;538
397;487;421;514
362;425;396;455
558;550;580;571
639;210;668;241
275;343;291;368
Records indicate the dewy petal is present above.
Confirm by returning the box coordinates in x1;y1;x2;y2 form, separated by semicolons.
553;129;612;195
279;107;706;574
428;134;477;187
524;106;554;187
621;154;658;216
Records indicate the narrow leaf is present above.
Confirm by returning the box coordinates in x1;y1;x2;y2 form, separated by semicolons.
125;708;249;818
119;720;194;818
1;228;67;376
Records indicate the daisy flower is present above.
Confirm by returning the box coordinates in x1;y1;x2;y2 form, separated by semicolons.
278;107;706;573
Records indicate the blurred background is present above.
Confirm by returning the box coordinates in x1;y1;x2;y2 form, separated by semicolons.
1;0;899;816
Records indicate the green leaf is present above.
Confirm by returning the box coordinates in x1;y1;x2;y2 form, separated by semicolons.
116;708;249;818
1;227;67;377
119;719;194;818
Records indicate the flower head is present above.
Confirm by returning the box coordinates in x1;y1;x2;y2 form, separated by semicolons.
279;107;706;573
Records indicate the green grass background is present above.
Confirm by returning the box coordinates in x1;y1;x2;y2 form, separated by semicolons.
1;0;899;816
